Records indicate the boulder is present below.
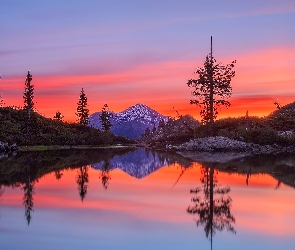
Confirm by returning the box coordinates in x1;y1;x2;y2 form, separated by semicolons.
174;136;293;155
0;141;18;153
0;141;9;152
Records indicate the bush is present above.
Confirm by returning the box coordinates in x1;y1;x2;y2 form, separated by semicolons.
0;107;133;146
241;127;278;145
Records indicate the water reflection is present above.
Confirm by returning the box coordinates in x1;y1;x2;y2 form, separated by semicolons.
187;163;236;250
76;166;89;201
0;148;193;225
246;168;251;186
91;148;192;180
99;159;111;190
21;159;37;226
54;169;63;180
22;175;35;225
212;153;295;189
0;148;295;232
0;148;136;224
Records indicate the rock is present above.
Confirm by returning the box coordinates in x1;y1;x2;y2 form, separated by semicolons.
175;136;294;155
0;141;9;152
10;143;18;152
176;150;252;163
176;136;258;153
0;141;18;153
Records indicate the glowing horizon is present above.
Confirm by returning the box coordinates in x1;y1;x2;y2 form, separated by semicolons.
1;1;294;122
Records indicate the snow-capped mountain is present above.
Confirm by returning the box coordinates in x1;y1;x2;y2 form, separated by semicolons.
89;103;169;139
91;148;191;179
91;148;168;179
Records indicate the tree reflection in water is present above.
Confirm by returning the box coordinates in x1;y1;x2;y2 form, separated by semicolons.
99;160;111;190
22;164;35;226
0;185;4;197
76;166;89;202
54;169;63;180
0;185;4;219
187;163;235;250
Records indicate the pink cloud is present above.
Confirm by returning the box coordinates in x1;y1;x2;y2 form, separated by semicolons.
1;45;294;121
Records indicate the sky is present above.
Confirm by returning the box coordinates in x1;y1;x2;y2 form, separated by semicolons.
1;0;295;122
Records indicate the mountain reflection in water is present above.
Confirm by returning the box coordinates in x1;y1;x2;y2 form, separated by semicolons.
91;148;192;179
0;148;295;249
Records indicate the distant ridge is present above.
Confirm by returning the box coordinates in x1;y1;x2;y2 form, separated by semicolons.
89;103;169;139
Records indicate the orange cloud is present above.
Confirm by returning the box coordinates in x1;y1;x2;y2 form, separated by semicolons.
1;46;294;121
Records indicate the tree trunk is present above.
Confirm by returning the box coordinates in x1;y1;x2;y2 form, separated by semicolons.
209;164;214;250
209;36;214;127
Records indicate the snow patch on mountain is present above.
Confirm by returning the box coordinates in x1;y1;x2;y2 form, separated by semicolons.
91;148;169;179
89;103;170;139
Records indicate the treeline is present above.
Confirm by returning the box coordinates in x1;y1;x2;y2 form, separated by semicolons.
0;71;127;146
0;107;131;146
141;106;295;147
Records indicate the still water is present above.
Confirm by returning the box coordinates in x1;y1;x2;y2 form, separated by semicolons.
0;148;295;250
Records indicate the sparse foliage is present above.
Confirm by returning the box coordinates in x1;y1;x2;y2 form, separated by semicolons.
274;99;281;110
76;88;89;126
76;165;89;202
187;37;236;125
100;103;112;132
53;111;64;121
0;90;5;107
100;160;111;190
187;165;235;246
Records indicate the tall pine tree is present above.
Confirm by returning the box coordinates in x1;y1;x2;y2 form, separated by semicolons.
23;71;34;116
23;71;34;143
76;88;89;126
100;103;112;132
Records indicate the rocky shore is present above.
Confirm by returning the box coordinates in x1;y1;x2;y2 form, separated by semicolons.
172;136;295;163
0;141;18;153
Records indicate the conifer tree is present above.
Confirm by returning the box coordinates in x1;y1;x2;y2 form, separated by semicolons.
187;37;236;125
76;88;89;126
23;71;34;116
100;103;112;132
23;71;34;142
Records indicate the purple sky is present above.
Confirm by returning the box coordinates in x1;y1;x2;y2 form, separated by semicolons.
1;0;295;120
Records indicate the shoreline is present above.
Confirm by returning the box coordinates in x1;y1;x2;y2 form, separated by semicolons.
18;144;138;152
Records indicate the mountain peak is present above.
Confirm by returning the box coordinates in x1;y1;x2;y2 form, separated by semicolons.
89;103;169;139
134;103;148;108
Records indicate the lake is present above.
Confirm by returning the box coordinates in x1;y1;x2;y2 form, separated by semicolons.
0;148;295;250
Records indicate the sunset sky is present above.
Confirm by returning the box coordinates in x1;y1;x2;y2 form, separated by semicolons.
1;0;295;122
